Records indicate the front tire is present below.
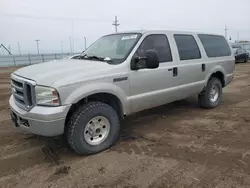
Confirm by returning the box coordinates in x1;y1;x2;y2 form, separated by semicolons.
198;77;222;109
66;101;120;155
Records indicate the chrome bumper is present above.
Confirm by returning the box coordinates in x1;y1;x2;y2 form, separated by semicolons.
9;95;71;137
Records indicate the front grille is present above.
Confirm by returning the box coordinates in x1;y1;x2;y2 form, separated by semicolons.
11;75;35;111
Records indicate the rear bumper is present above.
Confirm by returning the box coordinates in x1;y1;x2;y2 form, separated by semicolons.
9;95;71;137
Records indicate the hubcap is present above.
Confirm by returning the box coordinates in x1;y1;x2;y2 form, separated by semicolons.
84;116;110;145
209;84;219;103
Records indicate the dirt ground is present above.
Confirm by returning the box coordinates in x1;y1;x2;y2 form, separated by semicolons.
1;63;250;188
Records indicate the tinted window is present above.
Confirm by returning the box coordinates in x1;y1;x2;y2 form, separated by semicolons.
174;34;201;60
198;34;231;57
136;34;172;63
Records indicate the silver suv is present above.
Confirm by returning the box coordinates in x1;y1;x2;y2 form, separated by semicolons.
9;30;235;155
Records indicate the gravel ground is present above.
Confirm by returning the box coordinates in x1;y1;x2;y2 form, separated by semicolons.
0;63;250;188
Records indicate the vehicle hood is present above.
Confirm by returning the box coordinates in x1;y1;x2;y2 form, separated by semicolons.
14;59;118;86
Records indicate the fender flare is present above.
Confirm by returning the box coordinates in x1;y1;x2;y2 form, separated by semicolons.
205;66;226;86
64;82;130;115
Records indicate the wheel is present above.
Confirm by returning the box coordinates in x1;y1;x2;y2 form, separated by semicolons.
198;77;222;109
66;101;120;155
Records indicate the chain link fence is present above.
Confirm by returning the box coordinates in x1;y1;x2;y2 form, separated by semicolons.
0;53;78;67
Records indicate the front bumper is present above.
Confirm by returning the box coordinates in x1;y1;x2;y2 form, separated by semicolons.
9;95;71;137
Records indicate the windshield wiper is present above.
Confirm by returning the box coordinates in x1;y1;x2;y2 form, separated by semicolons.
80;54;104;61
80;54;114;63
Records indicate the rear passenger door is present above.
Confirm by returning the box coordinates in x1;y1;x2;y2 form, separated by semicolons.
172;34;205;99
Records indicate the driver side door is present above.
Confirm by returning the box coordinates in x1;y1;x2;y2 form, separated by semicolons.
129;34;179;113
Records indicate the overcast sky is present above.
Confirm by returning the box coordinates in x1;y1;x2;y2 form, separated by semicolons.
1;0;250;54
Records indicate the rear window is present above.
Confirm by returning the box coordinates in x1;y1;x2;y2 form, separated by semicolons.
198;34;231;57
174;34;201;60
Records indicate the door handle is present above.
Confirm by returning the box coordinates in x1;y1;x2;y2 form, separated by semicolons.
202;64;206;72
173;67;178;77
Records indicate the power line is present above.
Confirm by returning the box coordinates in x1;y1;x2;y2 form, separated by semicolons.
0;13;111;23
2;13;250;33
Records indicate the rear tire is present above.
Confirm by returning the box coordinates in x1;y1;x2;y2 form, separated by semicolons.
198;77;222;109
66;101;120;155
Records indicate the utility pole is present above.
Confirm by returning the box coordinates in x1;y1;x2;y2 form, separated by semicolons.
112;16;120;33
84;37;87;50
17;42;21;55
61;41;64;54
35;40;40;55
71;20;75;53
237;32;239;43
69;36;73;53
224;26;228;40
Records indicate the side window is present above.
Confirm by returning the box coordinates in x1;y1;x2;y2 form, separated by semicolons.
198;34;231;57
136;34;172;63
174;34;201;60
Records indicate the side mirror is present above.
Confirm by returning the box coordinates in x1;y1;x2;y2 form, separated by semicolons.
131;50;160;70
144;50;160;69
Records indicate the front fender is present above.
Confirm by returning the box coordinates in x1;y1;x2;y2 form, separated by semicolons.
63;82;130;115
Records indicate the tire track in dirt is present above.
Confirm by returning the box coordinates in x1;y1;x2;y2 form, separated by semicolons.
0;148;46;177
111;136;250;175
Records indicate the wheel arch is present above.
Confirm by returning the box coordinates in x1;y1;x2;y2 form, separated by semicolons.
65;91;126;131
206;67;226;88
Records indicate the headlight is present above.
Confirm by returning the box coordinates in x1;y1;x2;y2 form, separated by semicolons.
35;86;60;106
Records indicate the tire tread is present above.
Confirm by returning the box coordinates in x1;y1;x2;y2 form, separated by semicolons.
66;101;119;154
198;77;222;109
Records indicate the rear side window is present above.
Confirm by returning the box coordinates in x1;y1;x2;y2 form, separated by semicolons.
174;34;201;60
198;34;231;57
136;34;172;63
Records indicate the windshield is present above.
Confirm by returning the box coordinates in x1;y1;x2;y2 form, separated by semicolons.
81;33;141;64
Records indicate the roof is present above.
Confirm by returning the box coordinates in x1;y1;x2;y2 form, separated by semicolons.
114;30;224;37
